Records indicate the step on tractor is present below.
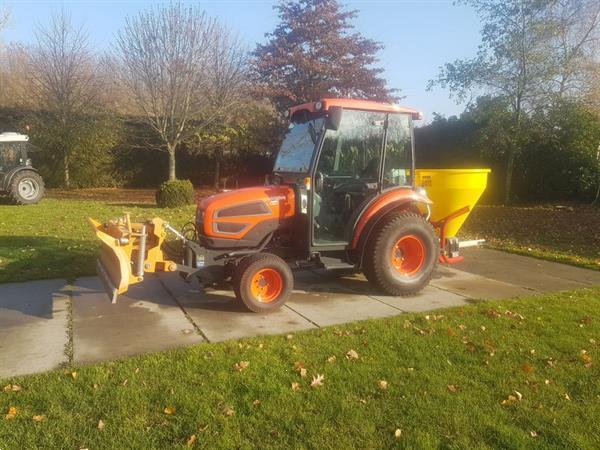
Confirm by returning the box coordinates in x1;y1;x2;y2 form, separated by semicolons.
90;99;490;312
0;132;45;205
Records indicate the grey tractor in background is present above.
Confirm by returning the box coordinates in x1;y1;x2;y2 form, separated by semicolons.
0;132;45;204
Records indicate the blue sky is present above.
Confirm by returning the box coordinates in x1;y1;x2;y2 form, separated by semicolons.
1;0;482;120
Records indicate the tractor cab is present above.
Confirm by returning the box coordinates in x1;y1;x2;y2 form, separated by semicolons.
0;132;30;172
273;99;422;248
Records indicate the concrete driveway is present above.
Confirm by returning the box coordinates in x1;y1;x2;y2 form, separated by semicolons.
1;247;599;379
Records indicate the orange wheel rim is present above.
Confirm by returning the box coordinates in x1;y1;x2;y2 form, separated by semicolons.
391;235;425;276
250;268;283;303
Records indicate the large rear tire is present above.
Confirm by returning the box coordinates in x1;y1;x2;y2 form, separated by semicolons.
233;253;293;313
8;170;45;205
363;211;438;296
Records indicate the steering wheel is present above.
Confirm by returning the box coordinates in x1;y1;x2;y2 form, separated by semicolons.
333;178;370;194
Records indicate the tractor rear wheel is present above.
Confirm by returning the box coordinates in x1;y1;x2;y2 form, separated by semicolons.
8;170;45;205
233;253;293;313
363;211;438;296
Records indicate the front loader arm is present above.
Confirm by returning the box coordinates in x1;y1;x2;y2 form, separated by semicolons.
88;215;178;303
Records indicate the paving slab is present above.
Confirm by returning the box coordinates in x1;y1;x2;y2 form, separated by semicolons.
431;265;536;300
72;276;204;364
321;272;470;312
158;273;317;342
287;272;403;326
0;279;70;378
455;247;600;290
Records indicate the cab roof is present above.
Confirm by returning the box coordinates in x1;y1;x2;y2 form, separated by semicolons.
288;98;422;120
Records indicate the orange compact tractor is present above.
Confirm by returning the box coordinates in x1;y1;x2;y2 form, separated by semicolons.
91;99;489;312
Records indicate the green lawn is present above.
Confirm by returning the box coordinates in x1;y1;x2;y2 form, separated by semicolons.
1;288;599;448
461;204;600;271
0;198;196;283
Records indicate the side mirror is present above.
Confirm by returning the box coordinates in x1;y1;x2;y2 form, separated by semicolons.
326;106;343;130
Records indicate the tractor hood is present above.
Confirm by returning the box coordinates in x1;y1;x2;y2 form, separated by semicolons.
197;185;295;240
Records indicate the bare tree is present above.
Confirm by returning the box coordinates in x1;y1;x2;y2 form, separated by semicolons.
550;0;600;100
198;24;247;188
29;11;98;188
115;3;217;181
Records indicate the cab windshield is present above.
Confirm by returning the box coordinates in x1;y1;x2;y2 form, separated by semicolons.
273;118;324;173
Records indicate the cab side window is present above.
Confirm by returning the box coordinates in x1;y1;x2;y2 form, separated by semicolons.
383;114;412;187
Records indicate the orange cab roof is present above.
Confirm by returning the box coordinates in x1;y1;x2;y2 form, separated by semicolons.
288;98;422;119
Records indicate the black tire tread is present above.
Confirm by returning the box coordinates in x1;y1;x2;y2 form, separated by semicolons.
233;253;293;313
364;211;438;296
8;170;45;205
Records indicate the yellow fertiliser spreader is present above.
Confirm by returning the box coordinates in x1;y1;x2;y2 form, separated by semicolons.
90;98;490;312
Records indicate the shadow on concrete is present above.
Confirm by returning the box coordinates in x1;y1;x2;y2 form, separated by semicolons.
0;280;69;320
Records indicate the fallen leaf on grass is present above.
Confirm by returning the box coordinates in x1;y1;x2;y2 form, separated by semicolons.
311;374;325;388
501;391;522;406
581;353;592;367
447;384;459;393
521;363;535;374
234;361;250;372
32;415;46;422
299;368;307;377
394;428;402;439
252;399;261;406
378;380;388;390
186;434;197;446
97;419;105;431
327;355;336;363
346;349;359;360
70;371;78;380
291;382;301;391
447;327;456;336
501;395;518;406
221;404;235;416
564;393;571;401
530;430;538;438
5;406;17;420
164;406;176;415
286;334;294;340
3;384;21;392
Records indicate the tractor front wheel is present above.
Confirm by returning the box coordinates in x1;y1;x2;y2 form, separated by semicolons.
8;170;45;205
364;211;438;296
233;253;293;313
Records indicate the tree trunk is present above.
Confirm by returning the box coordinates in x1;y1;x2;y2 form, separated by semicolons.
213;152;221;190
593;145;600;205
168;144;176;181
504;150;514;205
64;154;70;189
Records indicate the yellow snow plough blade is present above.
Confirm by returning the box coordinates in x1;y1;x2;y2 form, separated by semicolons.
88;215;178;303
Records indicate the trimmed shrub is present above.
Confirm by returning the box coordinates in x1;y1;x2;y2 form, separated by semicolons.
155;179;195;208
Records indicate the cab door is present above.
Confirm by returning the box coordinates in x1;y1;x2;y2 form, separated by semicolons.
310;110;386;246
